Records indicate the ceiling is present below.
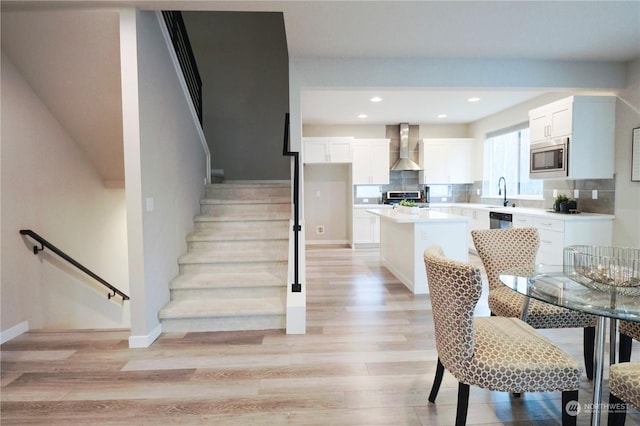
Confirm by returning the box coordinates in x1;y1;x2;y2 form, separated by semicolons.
1;1;639;177
134;0;640;125
300;89;546;125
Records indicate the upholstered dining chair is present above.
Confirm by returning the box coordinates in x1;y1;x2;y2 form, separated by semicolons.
471;227;597;379
423;246;582;426
608;361;640;425
619;321;640;363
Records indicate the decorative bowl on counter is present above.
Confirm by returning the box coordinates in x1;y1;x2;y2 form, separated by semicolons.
396;205;420;215
563;245;640;296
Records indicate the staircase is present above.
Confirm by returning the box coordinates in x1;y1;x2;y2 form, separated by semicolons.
159;182;291;332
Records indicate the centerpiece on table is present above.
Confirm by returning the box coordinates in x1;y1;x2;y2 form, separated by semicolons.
397;199;420;215
563;245;640;296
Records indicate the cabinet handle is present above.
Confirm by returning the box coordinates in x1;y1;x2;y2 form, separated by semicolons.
541;240;553;245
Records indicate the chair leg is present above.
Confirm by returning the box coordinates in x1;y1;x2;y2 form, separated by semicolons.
619;333;633;363
428;358;445;403
455;382;470;426
584;326;595;380
608;393;627;426
562;390;579;426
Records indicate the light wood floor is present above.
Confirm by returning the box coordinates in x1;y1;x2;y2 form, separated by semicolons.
2;245;639;425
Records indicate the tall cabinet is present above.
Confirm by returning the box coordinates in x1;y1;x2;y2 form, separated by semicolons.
351;138;391;247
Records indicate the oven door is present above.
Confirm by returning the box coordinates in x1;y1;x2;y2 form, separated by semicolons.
529;138;568;179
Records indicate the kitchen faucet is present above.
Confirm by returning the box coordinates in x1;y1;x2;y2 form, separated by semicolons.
498;176;508;207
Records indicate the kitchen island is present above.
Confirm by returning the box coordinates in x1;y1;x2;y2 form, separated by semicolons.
366;208;470;294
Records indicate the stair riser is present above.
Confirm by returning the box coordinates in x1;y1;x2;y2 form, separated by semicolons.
187;239;288;252
179;261;287;275
195;220;289;230
205;186;290;200
200;203;290;216
171;287;286;300
194;218;290;230
191;220;289;234
160;315;286;333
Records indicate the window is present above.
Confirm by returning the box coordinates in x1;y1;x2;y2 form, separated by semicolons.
482;125;543;198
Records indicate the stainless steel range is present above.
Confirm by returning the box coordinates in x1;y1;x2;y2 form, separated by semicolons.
383;190;425;205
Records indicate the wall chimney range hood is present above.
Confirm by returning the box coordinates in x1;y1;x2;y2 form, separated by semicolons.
391;123;422;171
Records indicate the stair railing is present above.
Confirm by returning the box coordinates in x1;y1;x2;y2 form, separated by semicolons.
282;113;302;292
161;11;203;124
19;230;130;301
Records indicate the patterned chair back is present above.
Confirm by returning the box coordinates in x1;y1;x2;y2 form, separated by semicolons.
424;246;482;375
471;228;539;291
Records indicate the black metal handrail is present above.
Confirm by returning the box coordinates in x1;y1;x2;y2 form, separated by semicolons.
19;230;130;301
282;113;302;292
161;11;203;124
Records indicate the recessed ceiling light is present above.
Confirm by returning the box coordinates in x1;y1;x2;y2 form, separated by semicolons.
437;114;448;119
358;114;368;119
468;97;481;102
370;96;383;102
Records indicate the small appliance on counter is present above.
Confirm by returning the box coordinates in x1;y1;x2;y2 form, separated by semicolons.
549;199;580;214
383;190;428;207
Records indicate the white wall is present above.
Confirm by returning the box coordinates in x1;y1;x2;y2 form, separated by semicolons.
613;59;640;248
1;52;130;336
182;11;290;181
121;11;207;347
303;164;351;244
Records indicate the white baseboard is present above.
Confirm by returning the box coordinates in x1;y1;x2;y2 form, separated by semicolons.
128;323;162;348
1;320;29;344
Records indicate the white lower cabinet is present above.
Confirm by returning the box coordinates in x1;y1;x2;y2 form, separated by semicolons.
512;214;612;265
462;208;490;252
352;208;381;246
512;214;533;228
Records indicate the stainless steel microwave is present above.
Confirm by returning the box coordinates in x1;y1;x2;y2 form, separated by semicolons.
529;137;569;179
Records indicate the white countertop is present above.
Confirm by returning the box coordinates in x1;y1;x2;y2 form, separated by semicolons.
428;203;614;221
366;207;471;223
356;203;613;220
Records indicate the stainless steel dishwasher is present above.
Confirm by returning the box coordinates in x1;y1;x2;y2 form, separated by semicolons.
489;211;513;229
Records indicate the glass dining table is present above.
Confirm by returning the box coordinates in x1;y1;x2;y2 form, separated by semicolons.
500;265;640;426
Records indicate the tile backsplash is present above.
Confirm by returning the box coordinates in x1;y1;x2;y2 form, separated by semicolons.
354;170;616;215
467;178;615;214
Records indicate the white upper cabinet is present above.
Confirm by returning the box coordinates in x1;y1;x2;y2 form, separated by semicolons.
529;98;573;143
303;137;353;164
419;138;473;184
528;96;616;179
352;138;390;185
